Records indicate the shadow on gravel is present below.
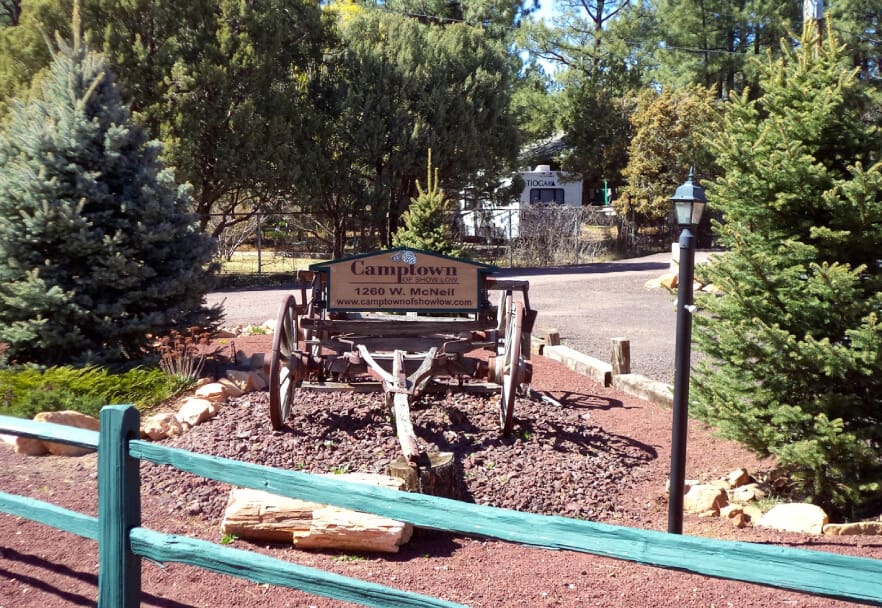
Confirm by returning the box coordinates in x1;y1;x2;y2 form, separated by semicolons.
521;419;657;463
0;548;195;608
546;391;637;411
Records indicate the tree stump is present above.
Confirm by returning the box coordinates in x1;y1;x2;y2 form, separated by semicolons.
388;451;463;500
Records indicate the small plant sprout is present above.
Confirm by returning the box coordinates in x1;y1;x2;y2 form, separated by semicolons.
334;554;365;562
220;533;238;545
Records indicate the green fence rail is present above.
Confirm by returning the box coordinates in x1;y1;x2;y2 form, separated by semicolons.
2;406;882;607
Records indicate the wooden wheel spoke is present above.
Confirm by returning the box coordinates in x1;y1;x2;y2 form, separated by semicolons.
499;301;524;434
270;295;304;430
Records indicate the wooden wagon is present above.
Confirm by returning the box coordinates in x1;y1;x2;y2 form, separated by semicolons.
267;248;536;468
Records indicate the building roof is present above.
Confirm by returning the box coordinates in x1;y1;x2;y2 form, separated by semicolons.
519;133;567;170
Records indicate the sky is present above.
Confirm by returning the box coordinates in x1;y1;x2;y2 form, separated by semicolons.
532;0;557;23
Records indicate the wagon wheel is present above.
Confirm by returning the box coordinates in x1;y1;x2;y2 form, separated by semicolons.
499;300;524;435
491;291;513;384
269;295;305;430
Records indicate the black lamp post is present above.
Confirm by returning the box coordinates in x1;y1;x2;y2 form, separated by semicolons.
667;168;706;534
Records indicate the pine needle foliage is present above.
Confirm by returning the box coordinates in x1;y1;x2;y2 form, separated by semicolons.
0;5;218;366
0;364;192;419
693;23;882;518
392;150;463;258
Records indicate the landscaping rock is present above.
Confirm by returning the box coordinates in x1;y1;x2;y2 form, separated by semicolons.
823;521;882;536
217;378;245;398
177;397;219;427
143;413;184;441
726;468;751;488
683;484;728;515
730;482;767;503
225;370;267;392
14;435;49;456
34;410;100;456
659;273;678;289
756;503;828;535
195;382;229;404
720;505;750;528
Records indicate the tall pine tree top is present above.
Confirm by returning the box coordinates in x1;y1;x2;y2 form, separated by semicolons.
0;7;218;364
692;23;882;516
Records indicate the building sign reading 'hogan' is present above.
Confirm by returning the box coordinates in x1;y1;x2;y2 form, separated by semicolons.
310;248;494;312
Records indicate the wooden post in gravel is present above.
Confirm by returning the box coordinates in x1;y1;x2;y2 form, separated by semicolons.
388;451;463;499
610;337;631;375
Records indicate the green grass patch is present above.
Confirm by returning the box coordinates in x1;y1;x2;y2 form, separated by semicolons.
0;365;193;420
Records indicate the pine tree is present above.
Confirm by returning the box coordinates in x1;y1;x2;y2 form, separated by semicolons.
0;7;218;365
392;150;463;257
692;24;882;517
614;83;721;249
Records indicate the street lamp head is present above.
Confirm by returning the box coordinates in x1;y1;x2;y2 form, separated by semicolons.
671;167;707;228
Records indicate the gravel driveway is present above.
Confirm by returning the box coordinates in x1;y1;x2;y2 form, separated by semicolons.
206;251;715;384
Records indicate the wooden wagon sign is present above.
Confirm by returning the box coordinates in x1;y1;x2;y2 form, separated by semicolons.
309;248;496;313
270;247;533;460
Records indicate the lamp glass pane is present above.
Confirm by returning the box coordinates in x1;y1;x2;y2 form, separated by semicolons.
674;201;694;226
690;201;706;225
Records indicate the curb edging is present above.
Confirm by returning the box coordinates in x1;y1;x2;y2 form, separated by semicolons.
532;337;674;409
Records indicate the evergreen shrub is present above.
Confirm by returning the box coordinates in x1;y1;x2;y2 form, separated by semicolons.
393;150;463;258
0;11;218;366
693;24;882;518
0;365;192;419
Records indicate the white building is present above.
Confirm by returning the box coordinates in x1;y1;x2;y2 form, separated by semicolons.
459;166;583;240
519;165;583;206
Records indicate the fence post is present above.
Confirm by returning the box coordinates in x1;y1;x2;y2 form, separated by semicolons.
256;212;263;278
610;337;631;375
98;405;141;607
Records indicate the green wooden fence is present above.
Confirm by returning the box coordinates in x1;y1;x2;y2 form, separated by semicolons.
1;405;882;607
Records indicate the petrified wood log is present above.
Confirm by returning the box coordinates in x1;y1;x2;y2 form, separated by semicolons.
221;473;412;552
292;506;413;552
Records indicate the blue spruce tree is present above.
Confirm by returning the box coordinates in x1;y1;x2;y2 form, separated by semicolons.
0;10;218;364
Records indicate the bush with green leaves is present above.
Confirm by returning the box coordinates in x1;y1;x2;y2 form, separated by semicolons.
392;150;463;258
0;365;192;419
0;11;218;366
693;24;882;518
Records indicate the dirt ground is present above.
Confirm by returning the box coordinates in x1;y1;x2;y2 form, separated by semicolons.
2;335;880;607
3;252;878;607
